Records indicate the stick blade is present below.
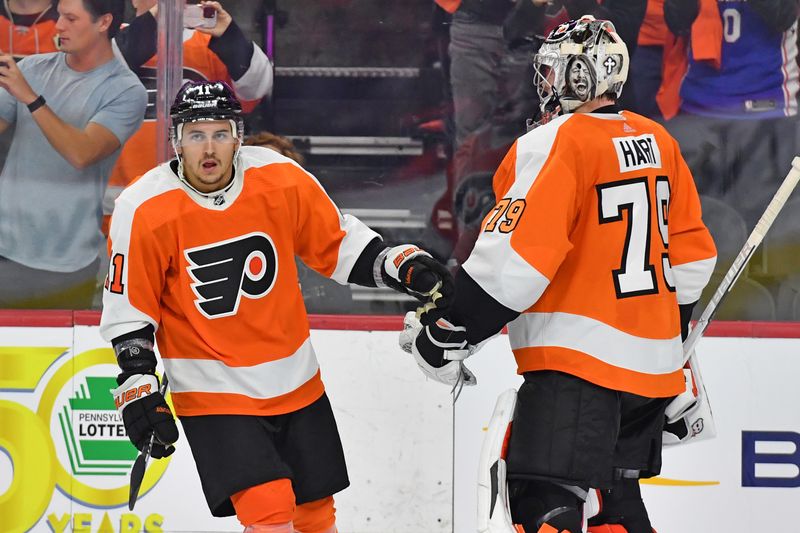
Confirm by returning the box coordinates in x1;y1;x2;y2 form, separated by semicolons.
128;452;147;510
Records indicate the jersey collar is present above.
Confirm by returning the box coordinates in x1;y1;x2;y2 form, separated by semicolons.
169;158;244;210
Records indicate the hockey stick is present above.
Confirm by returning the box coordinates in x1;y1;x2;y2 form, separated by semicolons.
682;156;800;364
128;373;169;511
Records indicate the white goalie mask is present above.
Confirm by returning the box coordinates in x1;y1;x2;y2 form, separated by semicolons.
533;15;629;118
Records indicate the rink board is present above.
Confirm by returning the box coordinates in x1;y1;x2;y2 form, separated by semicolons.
0;315;798;532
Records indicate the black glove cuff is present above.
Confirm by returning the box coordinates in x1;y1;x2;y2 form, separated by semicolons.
115;341;157;377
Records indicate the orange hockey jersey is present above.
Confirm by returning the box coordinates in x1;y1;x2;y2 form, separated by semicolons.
0;6;58;59
100;146;379;417
463;110;717;398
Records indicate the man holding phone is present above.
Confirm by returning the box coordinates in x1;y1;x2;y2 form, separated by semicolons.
0;0;146;309
106;0;271;225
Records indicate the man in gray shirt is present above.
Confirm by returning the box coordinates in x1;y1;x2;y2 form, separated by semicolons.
0;0;146;309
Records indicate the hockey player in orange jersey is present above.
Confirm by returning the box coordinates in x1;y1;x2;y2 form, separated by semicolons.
100;80;453;533
401;16;717;533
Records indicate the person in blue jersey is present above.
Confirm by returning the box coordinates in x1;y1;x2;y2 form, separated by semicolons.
663;0;799;229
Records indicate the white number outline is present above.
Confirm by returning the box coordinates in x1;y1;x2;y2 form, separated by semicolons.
597;177;674;298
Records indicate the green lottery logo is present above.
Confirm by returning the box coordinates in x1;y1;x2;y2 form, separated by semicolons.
58;375;137;476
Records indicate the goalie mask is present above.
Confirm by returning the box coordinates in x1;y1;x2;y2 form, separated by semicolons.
170;80;244;190
533;15;629;118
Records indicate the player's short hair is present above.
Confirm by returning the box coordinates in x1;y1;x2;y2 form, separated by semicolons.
81;0;124;39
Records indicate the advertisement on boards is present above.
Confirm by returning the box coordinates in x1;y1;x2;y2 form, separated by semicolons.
0;323;451;533
453;335;800;532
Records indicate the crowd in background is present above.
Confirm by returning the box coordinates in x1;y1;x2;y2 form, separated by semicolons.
0;0;798;321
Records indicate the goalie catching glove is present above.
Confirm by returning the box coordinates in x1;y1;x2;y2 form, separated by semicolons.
399;311;477;387
112;342;178;458
381;245;454;324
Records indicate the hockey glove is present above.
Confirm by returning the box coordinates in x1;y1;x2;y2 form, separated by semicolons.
113;373;178;458
381;245;454;324
112;342;178;458
399;311;477;388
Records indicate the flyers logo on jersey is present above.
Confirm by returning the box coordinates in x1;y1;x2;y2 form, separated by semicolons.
185;232;278;319
612;134;662;173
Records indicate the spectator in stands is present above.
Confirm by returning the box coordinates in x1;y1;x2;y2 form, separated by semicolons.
106;0;272;217
630;0;668;119
439;0;536;153
244;131;304;165
438;0;646;267
0;0;146;309
0;0;58;59
0;1;58;169
661;0;799;228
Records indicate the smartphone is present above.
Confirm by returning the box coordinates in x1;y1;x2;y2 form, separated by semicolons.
184;4;217;29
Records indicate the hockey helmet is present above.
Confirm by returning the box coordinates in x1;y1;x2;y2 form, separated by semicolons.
533;15;629;116
170;80;244;145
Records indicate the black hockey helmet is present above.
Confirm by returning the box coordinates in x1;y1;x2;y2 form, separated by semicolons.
170;80;244;145
171;80;242;122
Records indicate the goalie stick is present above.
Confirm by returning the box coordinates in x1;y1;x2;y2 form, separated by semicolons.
682;156;800;364
128;373;169;510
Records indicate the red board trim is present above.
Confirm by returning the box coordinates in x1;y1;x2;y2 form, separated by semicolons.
0;310;798;338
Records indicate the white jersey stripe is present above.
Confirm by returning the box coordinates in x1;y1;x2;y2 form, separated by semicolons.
508;312;683;375
100;168;182;342
232;45;273;100
672;256;716;305
463;115;574;312
331;213;381;284
164;336;319;398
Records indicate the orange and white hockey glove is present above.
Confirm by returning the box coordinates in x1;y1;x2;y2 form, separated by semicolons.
381;245;454;324
112;341;178;458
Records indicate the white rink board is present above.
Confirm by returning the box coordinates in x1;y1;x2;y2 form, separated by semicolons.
2;325;800;532
453;335;800;532
0;327;450;533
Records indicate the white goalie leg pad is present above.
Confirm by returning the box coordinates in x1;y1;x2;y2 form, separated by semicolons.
663;350;717;446
478;389;519;533
582;488;601;531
